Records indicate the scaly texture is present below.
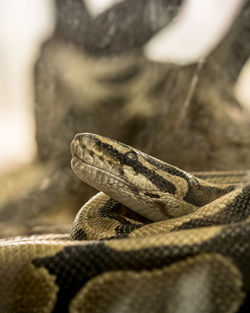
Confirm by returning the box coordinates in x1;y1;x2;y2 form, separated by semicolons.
1;133;250;313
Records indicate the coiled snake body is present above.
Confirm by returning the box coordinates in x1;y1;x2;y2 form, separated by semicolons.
1;133;250;313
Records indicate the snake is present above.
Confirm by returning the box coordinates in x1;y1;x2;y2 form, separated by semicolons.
1;132;250;313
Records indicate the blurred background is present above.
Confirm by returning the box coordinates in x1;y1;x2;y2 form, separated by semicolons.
0;0;54;175
0;0;249;176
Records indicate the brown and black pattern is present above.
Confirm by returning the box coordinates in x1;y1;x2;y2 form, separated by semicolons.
1;0;250;311
1;134;250;312
1;221;250;313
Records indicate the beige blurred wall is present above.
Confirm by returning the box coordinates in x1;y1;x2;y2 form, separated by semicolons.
0;0;54;176
0;0;249;176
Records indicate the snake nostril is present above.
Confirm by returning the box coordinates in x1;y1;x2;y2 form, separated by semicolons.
74;133;83;142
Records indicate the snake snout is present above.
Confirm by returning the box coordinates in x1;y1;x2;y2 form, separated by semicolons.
71;133;96;157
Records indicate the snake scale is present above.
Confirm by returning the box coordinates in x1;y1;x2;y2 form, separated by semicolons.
1;133;250;313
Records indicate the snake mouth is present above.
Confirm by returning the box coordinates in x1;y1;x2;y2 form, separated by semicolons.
71;155;128;188
70;134;132;192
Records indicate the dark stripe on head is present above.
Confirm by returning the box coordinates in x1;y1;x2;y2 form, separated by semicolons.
92;136;128;159
130;160;176;194
144;154;190;181
92;137;176;195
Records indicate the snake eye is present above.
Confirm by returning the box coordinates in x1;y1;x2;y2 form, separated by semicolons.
123;151;138;166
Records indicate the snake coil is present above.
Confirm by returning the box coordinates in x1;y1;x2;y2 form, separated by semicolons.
0;133;250;313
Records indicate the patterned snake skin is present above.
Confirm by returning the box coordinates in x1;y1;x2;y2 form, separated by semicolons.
1;133;250;313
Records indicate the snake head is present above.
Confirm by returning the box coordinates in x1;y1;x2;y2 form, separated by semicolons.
70;133;201;221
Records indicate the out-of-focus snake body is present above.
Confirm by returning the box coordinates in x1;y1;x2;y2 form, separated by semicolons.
1;133;250;313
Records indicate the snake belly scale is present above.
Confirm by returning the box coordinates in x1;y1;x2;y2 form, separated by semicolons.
1;133;250;313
